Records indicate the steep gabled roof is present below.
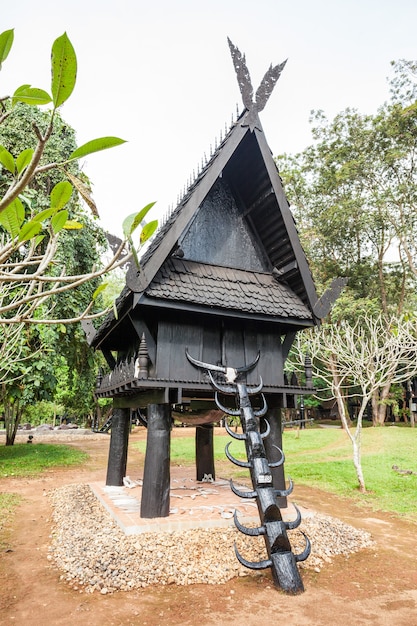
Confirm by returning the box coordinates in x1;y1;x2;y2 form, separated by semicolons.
91;43;320;350
127;114;318;307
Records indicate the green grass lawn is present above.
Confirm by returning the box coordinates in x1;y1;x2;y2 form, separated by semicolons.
283;426;417;517
135;426;417;519
0;443;88;478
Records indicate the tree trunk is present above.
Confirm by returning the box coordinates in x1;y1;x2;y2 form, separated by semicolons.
329;354;351;426
374;381;391;425
4;394;22;446
371;391;379;426
329;357;366;492
352;435;366;493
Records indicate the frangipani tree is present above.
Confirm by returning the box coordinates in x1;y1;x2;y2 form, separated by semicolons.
0;29;157;325
293;315;417;492
0;29;158;444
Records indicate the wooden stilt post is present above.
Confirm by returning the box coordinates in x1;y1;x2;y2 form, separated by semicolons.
262;404;287;508
140;403;171;518
196;423;215;481
106;407;130;486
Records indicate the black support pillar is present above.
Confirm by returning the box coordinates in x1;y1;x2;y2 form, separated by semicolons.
140;403;171;518
195;423;215;481
262;404;287;508
106;407;130;486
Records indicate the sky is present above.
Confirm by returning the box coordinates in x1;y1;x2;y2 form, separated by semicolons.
2;0;417;236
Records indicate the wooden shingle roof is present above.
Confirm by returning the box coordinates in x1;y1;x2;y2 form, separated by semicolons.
143;258;312;322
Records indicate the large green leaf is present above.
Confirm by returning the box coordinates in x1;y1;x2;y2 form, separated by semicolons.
0;147;15;174
32;208;57;223
18;220;43;243
0;29;13;67
50;181;73;209
92;283;108;300
12;85;52;107
51;210;69;234
51;33;77;108
122;202;156;237
16;149;34;175
140;219;158;244
68;137;126;161
0;198;25;238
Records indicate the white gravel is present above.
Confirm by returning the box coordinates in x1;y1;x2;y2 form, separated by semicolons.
47;483;374;594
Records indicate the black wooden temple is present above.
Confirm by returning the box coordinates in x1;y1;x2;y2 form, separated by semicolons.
84;39;338;593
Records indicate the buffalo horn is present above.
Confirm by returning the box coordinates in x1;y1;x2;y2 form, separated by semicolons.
284;504;302;530
260;418;270;439
295;533;311;562
246;377;264;395
233;510;265;536
274;478;294;497
208;370;236;395
225;442;252;468
224;419;246;440
234;544;271;570
185;349;227;375
235;352;261;374
268;444;285;468
253;393;268;418
215;392;240;416
230;479;257;499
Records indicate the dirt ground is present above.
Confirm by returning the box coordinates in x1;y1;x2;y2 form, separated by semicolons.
1;427;417;626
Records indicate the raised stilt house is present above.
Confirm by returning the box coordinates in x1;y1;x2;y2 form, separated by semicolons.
86;40;338;520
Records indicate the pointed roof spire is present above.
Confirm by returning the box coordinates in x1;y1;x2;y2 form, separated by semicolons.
227;37;287;131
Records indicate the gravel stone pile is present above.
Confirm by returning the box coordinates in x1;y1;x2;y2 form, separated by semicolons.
48;483;374;594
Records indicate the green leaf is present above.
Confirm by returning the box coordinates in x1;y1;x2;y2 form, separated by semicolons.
122;202;156;237
51;33;77;108
140;219;158;244
92;283;108;300
0;29;13;67
32;208;57;223
51;210;69;234
0;147;15;174
19;193;33;210
34;234;46;247
16;149;34;175
18;220;43;242
12;85;52;107
68;137;127;161
63;220;83;230
50;181;72;209
0;198;25;238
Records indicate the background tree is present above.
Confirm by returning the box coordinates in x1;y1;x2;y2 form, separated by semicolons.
292;315;417;492
279;59;417;426
0;29;157;325
0;29;158;443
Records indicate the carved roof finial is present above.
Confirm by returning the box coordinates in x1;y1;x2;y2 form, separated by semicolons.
227;37;287;131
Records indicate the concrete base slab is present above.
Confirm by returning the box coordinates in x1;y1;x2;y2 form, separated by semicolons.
90;466;302;535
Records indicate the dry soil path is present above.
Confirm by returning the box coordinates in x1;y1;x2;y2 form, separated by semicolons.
0;428;416;625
